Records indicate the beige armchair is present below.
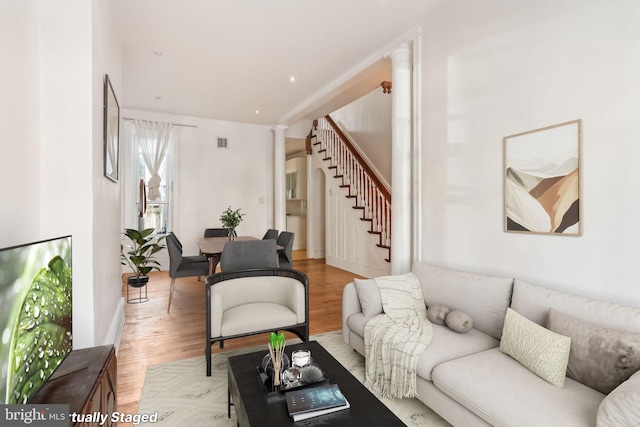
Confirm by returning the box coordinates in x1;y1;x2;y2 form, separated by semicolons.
204;268;309;376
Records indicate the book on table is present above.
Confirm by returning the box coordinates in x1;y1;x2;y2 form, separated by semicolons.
285;383;350;421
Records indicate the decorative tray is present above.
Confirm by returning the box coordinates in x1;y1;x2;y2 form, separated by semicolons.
257;358;329;397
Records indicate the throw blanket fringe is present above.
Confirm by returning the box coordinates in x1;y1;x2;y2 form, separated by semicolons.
364;273;433;399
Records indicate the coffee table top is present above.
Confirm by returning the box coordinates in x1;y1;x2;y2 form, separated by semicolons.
227;340;405;426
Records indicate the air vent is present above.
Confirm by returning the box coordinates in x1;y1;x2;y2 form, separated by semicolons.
217;137;228;148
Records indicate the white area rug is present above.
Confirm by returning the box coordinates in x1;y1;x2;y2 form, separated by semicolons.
138;331;451;426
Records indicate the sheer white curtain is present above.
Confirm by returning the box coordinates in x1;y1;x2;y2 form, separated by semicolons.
133;120;180;200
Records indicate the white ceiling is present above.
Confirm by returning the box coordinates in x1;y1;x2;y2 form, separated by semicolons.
114;0;438;126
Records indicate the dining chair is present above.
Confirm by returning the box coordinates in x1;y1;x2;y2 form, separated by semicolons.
262;229;279;240
166;232;210;312
204;228;228;238
276;231;295;269
219;239;277;272
199;228;230;278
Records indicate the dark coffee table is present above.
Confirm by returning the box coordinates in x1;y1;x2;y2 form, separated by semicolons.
227;340;406;426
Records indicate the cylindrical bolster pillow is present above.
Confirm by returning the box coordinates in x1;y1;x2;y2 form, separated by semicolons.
445;310;473;333
427;304;450;325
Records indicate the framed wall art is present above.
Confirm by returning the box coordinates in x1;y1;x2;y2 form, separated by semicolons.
104;74;120;182
504;119;582;236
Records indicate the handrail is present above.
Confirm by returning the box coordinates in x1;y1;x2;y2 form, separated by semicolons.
324;116;391;201
310;115;392;255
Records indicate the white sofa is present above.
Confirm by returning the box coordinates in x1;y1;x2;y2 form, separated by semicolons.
342;262;640;427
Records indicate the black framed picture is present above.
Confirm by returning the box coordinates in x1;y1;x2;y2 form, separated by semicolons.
104;74;120;182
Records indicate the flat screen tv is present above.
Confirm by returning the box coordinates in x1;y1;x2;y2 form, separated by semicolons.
0;235;72;404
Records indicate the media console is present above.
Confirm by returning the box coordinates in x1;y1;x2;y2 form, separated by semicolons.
31;345;117;427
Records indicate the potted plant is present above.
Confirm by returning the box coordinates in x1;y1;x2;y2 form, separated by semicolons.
121;228;166;287
220;206;245;241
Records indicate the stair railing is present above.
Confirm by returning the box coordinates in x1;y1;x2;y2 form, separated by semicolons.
311;115;391;259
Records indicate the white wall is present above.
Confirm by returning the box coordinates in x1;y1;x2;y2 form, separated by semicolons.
419;0;640;308
0;0;42;245
91;0;124;347
0;0;123;349
331;89;392;183
122;110;274;257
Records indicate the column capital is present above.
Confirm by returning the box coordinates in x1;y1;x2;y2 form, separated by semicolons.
390;42;411;67
272;124;288;135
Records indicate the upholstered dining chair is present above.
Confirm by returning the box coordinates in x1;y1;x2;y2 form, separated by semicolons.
203;228;228;238
198;228;229;279
166;232;210;312
276;231;295;269
219;239;277;272
262;228;279;240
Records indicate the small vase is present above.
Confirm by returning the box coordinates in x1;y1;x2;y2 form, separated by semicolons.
227;228;236;241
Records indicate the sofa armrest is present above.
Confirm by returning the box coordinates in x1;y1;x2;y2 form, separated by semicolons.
342;282;361;345
597;370;640;427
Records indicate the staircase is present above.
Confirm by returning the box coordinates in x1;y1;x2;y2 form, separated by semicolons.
307;116;391;262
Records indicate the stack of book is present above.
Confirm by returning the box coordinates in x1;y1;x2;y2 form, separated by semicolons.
285;383;350;421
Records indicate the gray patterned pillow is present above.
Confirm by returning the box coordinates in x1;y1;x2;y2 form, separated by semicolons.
547;309;640;394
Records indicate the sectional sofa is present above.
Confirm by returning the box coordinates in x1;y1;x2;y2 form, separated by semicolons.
342;262;640;427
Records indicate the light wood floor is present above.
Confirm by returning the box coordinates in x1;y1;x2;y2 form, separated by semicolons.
117;251;363;421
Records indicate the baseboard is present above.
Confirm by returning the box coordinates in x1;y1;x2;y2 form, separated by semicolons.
105;297;125;355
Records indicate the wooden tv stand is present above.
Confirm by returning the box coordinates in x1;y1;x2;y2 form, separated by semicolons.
31;345;117;427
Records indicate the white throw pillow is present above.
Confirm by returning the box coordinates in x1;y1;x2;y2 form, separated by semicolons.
499;308;571;387
597;370;640;427
354;278;383;318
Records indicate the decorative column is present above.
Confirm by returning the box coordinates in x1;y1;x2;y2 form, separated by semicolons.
273;125;288;232
390;43;412;274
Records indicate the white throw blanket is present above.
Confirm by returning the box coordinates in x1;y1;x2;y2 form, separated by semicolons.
364;272;433;399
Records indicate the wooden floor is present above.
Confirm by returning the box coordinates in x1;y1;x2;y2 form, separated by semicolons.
117;250;363;421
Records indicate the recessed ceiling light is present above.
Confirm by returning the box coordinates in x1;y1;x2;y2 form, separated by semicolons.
289;76;296;83
154;51;163;56
255;110;260;114
155;96;162;100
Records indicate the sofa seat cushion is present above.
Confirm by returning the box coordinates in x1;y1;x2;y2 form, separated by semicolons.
220;302;298;337
432;348;605;427
347;313;498;381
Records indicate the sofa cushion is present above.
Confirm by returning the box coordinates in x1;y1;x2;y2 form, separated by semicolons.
416;325;499;381
353;278;383;318
432;348;605;427
412;262;513;340
511;279;640;334
597;370;640;427
499;308;571;387
347;313;499;381
548;309;640;394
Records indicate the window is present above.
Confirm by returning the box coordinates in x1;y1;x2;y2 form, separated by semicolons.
123;120;179;235
137;147;171;234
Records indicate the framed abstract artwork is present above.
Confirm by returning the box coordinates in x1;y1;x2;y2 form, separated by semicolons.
504;119;582;236
104;75;120;182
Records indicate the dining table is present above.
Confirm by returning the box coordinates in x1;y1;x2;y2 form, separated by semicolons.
195;236;283;274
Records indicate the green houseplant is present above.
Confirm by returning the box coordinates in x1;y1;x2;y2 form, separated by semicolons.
121;228;166;287
220;206;245;241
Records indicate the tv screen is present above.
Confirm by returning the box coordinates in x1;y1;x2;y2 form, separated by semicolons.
0;235;72;404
